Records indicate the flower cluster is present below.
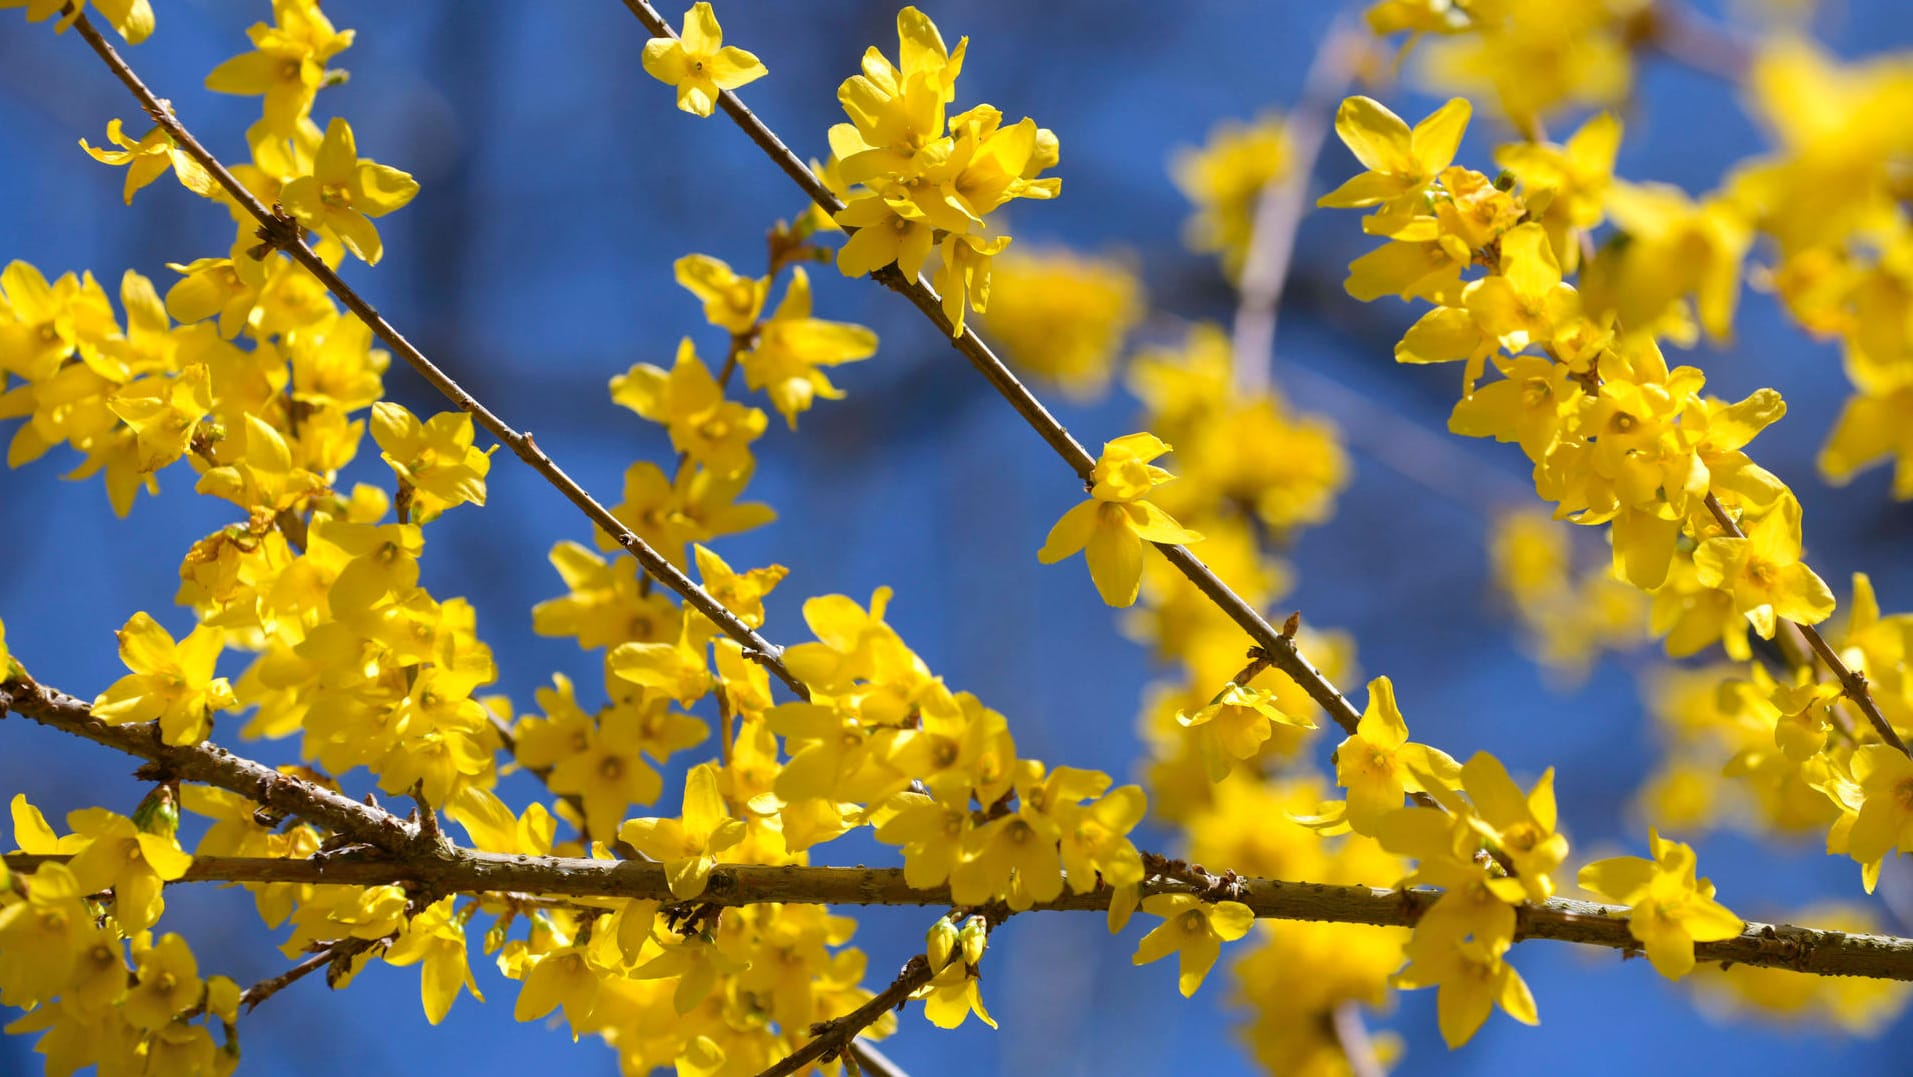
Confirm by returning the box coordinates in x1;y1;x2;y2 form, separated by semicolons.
824;7;1061;335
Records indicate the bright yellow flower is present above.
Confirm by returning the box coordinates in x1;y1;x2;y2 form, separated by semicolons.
0;861;91;1009
1318;96;1472;237
674;253;766;334
618;762;747;898
1038;432;1204;607
739;268;879;427
1332;675;1461;836
640;3;767;118
107;363;213;474
280;117;420;265
1393;932;1538;1048
384;896;485;1025
63;807;194;934
204;0;356;134
1176;681;1315;781
370;401;493;521
92;611;235;745
122;933;203;1031
1462;222;1579;352
1578;829;1744;980
1691;495;1835;638
0;0;151;43
1131;893;1256;997
79;119;216;205
611;338;767;478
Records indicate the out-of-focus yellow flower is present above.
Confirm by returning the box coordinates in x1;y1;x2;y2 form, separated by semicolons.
979;247;1143;401
1173;113;1291;279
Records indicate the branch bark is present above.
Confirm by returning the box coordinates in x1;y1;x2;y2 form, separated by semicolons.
7;847;1912;980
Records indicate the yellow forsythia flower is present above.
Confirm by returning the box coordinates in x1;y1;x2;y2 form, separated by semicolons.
1578;829;1744;980
1316;96;1471;239
1;0;152;44
280;117;420;265
384;896;485;1025
1393;932;1538;1047
1130;893;1255;997
619;762;747;898
203;0;356;135
370;402;494;521
92;611;235;745
1691;495;1835;638
979;247;1144;401
79;119;216;205
641;2;767;118
1172;113;1291;279
1038;433;1203;607
1331;675;1460;836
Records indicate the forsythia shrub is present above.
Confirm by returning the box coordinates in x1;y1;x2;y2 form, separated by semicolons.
4;1;1913;1075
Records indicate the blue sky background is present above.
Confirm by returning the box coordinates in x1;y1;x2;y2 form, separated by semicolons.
5;0;1913;1073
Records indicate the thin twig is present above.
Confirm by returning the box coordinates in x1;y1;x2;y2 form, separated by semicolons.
239;937;380;1013
755;955;931;1077
1330;1000;1386;1077
612;0;1368;735
1231;15;1363;394
64;9;810;701
846;1041;910;1077
1635;2;1753;83
1701;493;1909;756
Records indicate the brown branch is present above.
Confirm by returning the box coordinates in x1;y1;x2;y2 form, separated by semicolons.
8;847;1913;980
612;0;1368;736
1701;493;1909;756
757;954;930;1077
1634;2;1753;84
239;936;381;1013
1;678;419;852
64;9;810;702
1232;16;1363;394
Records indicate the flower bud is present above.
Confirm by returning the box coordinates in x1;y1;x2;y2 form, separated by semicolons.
926;917;958;972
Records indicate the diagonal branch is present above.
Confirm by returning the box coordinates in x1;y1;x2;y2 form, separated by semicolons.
1;677;417;852
757;954;931;1077
1701;493;1909;756
1231;14;1363;394
613;0;1367;734
63;9;809;701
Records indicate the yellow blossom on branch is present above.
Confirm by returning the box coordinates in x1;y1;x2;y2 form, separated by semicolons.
1393;932;1538;1048
1578;829;1744;980
1329;675;1460;836
619;762;747;898
370;402;494;521
91;611;234;745
203;0;355;135
640;2;767;118
79;119;216;205
1038;432;1203;607
280;117;420;265
1130;893;1256;997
